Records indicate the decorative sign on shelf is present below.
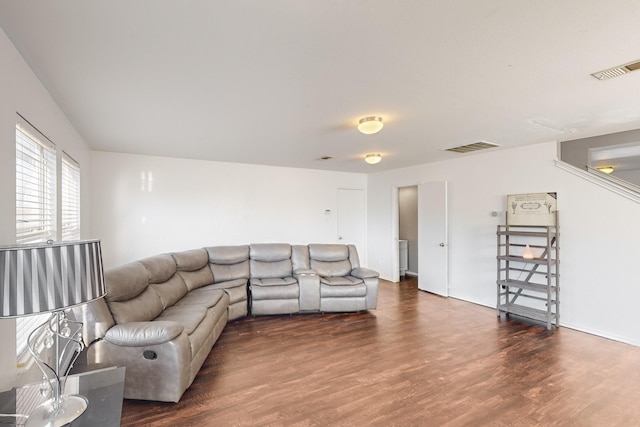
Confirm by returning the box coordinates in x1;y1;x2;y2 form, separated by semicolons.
506;192;557;226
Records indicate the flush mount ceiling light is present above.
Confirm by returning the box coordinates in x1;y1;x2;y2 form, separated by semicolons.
365;153;382;164
597;166;615;174
358;116;383;134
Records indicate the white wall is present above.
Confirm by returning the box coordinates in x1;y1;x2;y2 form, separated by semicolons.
0;28;93;390
91;151;367;268
367;141;640;346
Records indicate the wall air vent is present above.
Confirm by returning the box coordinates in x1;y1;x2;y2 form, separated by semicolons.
591;60;640;80
445;141;500;154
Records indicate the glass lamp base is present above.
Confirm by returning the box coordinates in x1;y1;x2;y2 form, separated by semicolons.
25;394;87;427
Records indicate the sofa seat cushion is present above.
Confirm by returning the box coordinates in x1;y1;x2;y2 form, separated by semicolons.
200;279;247;304
186;308;219;362
251;277;297;287
157;306;208;335
320;281;367;298
251;282;299;300
191;279;248;305
205;278;246;289
173;288;226;310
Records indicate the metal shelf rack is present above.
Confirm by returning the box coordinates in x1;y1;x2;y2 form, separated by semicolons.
496;212;559;330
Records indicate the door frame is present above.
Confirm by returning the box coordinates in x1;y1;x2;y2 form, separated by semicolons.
391;184;421;283
392;182;449;292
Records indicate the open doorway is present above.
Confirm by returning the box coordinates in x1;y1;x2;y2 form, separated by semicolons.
398;186;419;279
394;182;448;295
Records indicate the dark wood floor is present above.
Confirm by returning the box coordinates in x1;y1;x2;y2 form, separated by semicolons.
121;277;640;426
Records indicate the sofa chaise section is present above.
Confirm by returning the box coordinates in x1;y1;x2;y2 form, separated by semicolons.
82;252;229;402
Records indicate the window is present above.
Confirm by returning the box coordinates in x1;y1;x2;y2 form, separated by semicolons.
61;153;81;241
16;118;56;244
14;116;64;367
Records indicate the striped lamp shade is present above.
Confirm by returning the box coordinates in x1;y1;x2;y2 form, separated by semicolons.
0;239;105;317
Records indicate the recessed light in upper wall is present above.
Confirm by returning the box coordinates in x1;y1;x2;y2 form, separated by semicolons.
591;59;640;80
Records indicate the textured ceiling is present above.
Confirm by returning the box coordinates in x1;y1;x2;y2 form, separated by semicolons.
2;1;640;173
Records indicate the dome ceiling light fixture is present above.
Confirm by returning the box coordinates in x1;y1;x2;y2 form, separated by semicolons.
365;153;382;164
357;116;384;134
597;166;615;174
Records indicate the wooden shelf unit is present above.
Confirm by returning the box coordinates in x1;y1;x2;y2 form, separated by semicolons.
496;214;559;330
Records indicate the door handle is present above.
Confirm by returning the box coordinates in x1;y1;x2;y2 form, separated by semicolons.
439;243;445;247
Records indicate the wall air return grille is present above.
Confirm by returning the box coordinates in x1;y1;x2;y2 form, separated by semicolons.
445;141;500;153
591;60;640;80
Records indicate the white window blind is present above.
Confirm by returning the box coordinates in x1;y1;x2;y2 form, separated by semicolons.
15;315;49;368
15;117;57;367
62;153;81;241
16;120;57;244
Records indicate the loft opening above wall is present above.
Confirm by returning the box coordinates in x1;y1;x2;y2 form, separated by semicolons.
560;128;640;190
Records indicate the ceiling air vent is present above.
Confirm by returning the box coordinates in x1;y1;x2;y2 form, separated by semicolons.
591;60;640;80
445;141;500;154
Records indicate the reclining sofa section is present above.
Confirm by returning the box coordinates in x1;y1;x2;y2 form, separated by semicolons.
79;243;379;402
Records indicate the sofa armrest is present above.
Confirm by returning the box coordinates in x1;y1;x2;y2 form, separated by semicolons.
295;269;320;311
104;321;184;347
351;267;380;279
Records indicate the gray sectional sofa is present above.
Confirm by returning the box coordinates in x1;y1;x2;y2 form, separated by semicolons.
78;243;379;402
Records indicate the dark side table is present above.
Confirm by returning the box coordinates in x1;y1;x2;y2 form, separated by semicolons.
0;365;125;426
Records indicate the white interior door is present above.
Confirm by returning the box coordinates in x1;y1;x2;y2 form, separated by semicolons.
337;188;366;259
418;182;448;296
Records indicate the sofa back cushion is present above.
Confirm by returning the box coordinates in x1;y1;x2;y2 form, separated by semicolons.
250;243;293;279
206;245;250;283
104;261;164;324
308;244;352;277
140;254;188;309
173;249;214;291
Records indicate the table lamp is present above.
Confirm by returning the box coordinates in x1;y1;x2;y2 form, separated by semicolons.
0;239;105;427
